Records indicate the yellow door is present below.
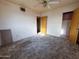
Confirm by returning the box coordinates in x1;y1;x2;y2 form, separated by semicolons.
41;16;47;34
69;8;79;44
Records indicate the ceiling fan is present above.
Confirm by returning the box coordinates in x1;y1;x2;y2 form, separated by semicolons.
39;0;60;8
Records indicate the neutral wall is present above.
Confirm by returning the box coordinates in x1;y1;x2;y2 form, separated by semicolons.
0;0;37;41
41;2;79;36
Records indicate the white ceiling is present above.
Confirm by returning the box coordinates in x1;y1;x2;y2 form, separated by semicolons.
6;0;79;13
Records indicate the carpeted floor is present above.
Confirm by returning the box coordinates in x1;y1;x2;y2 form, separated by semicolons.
0;35;79;59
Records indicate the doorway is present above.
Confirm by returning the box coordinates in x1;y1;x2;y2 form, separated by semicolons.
61;11;73;38
37;16;47;34
77;30;79;44
37;17;41;33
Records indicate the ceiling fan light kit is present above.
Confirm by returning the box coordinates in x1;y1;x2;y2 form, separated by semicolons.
42;0;48;7
40;0;60;8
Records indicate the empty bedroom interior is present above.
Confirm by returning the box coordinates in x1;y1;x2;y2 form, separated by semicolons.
0;0;79;59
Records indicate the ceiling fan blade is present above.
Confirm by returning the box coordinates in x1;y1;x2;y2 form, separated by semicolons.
48;0;60;4
34;3;43;7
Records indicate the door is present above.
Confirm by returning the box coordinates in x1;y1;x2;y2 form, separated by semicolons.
62;11;73;38
69;8;79;44
41;16;47;34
